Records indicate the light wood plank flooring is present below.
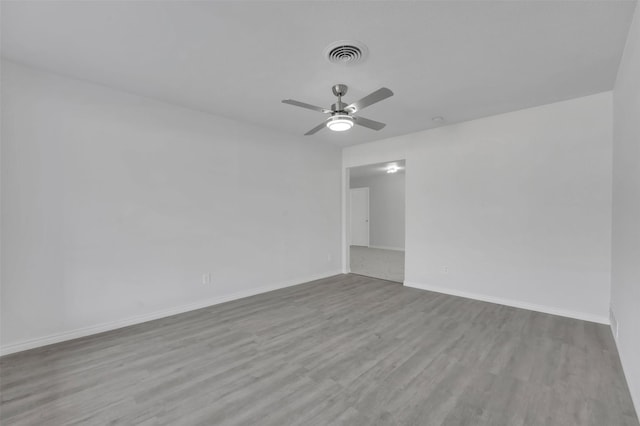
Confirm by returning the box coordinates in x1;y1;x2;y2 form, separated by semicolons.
1;274;637;425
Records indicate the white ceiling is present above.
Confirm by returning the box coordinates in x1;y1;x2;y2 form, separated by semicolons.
1;1;636;147
350;160;406;181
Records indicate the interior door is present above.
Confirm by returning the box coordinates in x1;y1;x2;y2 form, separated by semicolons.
350;188;370;246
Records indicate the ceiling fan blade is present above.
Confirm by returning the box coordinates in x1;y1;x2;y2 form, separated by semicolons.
282;99;331;114
345;88;393;113
354;116;386;131
304;121;327;135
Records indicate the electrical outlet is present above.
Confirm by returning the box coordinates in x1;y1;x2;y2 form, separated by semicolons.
327;253;332;262
202;273;212;285
442;266;449;274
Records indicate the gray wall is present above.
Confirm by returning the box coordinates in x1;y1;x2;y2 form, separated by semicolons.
612;3;640;414
0;61;342;354
351;172;405;250
344;92;613;324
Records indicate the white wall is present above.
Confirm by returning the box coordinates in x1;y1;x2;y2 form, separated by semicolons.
350;172;405;250
344;92;613;323
0;61;342;354
612;2;640;413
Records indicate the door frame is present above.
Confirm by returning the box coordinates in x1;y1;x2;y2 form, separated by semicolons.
342;159;406;275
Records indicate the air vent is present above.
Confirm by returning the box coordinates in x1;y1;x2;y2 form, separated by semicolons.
324;40;368;65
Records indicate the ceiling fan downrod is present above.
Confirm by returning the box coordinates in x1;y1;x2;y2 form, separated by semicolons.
331;84;348;112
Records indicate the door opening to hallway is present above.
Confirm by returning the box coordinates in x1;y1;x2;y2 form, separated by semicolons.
348;160;406;283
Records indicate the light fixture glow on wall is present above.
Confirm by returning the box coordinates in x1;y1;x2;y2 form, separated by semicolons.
386;165;399;173
326;114;354;132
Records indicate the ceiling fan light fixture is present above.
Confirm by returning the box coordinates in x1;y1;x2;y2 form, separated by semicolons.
282;84;392;135
326;115;354;132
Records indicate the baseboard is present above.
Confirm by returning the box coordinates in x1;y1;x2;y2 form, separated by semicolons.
0;270;343;357
610;305;640;417
609;307;619;343
368;245;405;252
404;281;609;324
615;334;640;419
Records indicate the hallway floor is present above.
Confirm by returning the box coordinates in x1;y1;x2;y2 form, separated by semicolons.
349;245;405;283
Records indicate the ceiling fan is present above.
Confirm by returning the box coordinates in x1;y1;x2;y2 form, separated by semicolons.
282;84;393;135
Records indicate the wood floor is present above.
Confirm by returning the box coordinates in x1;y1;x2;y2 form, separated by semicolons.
1;274;637;426
350;246;405;283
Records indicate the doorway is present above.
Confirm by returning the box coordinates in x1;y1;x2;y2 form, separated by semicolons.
347;160;406;283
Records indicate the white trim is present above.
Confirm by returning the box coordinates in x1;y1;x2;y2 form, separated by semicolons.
341;165;349;274
404;281;609;324
607;307;639;416
615;331;640;417
0;270;343;357
368;245;405;252
609;306;619;342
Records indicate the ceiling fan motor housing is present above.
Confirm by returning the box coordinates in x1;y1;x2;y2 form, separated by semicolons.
331;101;348;112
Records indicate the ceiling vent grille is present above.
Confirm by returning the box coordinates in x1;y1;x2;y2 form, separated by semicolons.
324;40;368;65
